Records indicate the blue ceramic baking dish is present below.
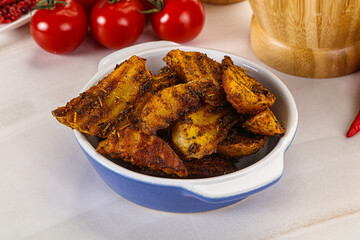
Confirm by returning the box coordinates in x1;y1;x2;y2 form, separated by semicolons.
74;41;298;213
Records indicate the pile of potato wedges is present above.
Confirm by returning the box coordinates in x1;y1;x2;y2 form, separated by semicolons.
52;49;285;178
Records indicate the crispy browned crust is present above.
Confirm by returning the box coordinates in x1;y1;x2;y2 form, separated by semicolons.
183;154;238;178
217;125;267;158
222;56;276;115
140;82;201;134
242;108;286;136
125;154;237;179
52;52;286;179
152;66;184;91
129;66;183;125
163;49;226;106
171;104;239;159
96;126;188;177
52;56;152;138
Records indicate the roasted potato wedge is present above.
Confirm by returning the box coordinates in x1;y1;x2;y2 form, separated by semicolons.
222;56;275;115
52;56;152;138
53;51;286;179
125;154;238;179
183;154;238;178
151;66;184;91
140;81;201;134
163;49;226;106
242;108;286;136
171;104;238;159
125;154;237;179
130;66;183;125
217;125;267;158
97;126;188;177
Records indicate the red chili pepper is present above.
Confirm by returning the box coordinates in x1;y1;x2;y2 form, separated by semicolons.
346;109;360;138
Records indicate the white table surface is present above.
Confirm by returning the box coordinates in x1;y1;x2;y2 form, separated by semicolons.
1;1;360;239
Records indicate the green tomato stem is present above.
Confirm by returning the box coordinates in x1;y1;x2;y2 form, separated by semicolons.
99;0;123;8
139;0;164;14
33;0;67;10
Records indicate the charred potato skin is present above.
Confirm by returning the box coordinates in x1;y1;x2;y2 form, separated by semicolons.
126;154;238;179
242;108;286;136
183;154;238;178
171;104;239;159
151;66;184;91
217;126;267;158
163;49;222;83
97;126;188;177
222;56;276;115
163;49;227;106
140;82;201;134
129;67;183;125
52;56;152;138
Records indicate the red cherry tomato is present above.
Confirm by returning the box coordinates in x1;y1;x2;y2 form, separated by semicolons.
137;0;154;10
150;0;205;43
30;0;88;54
74;0;99;15
90;0;145;49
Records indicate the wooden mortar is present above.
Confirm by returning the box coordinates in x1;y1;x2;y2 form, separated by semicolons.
249;0;360;78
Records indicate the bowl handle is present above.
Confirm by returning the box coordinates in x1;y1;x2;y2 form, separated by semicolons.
98;41;180;71
186;153;284;202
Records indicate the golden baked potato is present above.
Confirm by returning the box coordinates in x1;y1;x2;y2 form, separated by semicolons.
140;82;201;134
163;49;226;106
217;125;267;158
53;52;286;179
171;104;238;159
242;108;286;136
129;66;183;124
52;56;152;138
97;126;188;177
222;56;275;115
